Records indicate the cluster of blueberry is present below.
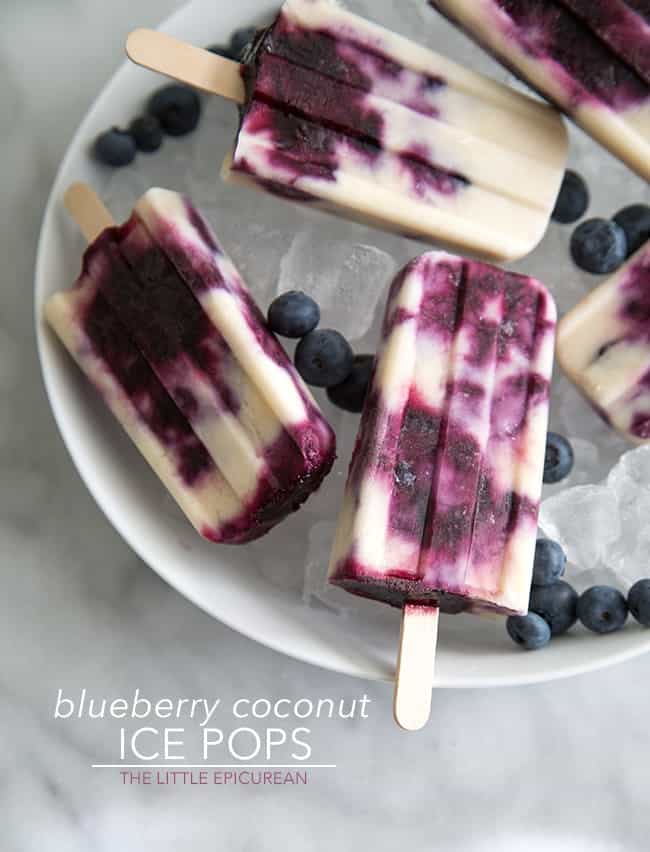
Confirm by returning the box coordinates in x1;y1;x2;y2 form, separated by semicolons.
509;568;650;651
93;27;258;169
94;85;202;167
266;292;373;413
552;169;650;274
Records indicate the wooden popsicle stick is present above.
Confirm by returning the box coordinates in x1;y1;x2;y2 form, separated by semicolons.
64;183;114;243
126;29;246;104
393;604;439;731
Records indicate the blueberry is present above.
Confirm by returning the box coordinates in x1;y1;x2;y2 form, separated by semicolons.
529;580;578;636
267;291;320;338
532;539;566;586
627;579;650;627
93;128;136;167
506;613;552;650
613;204;650;257
229;26;258;60
543;432;574;484
551;170;589;224
294;330;354;388
148;85;202;137
570;218;627;274
129;115;163;153
327;354;375;413
577;586;628;634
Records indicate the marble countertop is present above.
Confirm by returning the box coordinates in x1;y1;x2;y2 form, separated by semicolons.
2;0;648;848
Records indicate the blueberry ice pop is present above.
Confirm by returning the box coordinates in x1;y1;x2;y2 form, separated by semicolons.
329;251;556;616
126;0;568;262
328;252;555;726
428;0;650;182
46;185;336;543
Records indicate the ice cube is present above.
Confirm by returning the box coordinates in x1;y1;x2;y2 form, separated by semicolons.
607;444;650;496
570;565;628;595
539;485;621;573
277;227;397;342
542;445;650;588
603;446;650;584
607;541;650;587
224;222;298;308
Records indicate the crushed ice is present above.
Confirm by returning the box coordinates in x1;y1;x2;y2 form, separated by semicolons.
540;444;650;590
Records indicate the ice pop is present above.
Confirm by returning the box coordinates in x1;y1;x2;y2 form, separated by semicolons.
329;252;556;616
46;185;336;543
125;0;569;263
428;0;650;182
557;240;650;443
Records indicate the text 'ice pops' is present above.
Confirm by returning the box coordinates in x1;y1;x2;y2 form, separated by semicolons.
46;186;336;543
126;0;569;263
557;240;650;444
428;0;650;182
329;252;556;617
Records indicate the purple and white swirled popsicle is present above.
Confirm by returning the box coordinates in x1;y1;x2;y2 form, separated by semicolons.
428;0;650;181
225;0;568;262
46;188;335;543
557;241;650;444
329;252;556;616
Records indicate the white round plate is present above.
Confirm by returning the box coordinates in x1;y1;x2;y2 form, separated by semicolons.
36;0;650;687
